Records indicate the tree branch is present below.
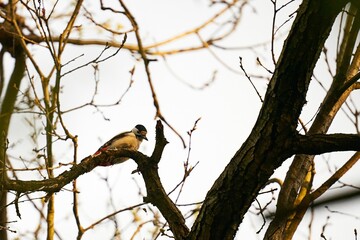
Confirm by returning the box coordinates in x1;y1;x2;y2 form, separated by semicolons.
294;133;360;155
3;120;188;239
3;149;142;193
189;1;348;239
284;152;360;237
134;121;189;239
118;0;186;148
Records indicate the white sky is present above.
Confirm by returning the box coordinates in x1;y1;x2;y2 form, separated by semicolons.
3;0;360;239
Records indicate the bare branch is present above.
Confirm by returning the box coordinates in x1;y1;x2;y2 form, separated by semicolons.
309;152;360;202
3;148;146;193
132;120;189;239
294;133;360;155
3;120;189;240
239;57;263;102
118;0;186;148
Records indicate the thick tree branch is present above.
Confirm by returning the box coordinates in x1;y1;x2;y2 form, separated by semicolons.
3;120;188;239
189;1;348;239
294;133;360;155
134;121;189;239
267;4;359;239
3;122;166;193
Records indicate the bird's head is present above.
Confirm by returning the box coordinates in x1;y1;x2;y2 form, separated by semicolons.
133;124;148;141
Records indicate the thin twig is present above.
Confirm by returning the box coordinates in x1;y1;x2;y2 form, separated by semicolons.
239;57;263;102
168;118;201;198
61;34;127;77
254;198;266;234
82;203;146;232
119;0;186;148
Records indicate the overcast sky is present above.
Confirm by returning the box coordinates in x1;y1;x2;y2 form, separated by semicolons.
4;1;360;239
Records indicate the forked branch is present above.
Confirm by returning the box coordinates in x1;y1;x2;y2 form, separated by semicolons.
3;120;188;239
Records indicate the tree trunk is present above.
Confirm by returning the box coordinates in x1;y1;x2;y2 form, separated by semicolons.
187;0;347;239
265;3;359;239
0;50;25;240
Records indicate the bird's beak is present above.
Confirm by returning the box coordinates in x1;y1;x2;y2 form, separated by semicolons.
140;131;148;141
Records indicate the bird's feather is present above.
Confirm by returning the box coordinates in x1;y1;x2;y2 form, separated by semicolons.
92;125;147;166
94;131;140;156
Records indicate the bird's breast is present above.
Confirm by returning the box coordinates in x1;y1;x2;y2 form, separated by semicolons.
109;135;140;150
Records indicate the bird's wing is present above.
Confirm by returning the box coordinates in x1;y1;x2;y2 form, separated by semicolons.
94;131;132;155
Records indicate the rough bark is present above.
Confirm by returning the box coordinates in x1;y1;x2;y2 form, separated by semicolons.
265;3;359;239
187;1;348;239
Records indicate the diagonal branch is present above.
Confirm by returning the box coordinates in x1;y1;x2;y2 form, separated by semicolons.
308;151;360;202
4;149;146;193
118;0;187;147
294;133;360;155
284;152;360;237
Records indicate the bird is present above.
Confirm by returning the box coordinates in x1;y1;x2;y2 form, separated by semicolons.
93;124;148;166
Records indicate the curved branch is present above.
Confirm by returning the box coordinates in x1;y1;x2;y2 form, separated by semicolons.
3;120;189;239
3;122;166;192
4;149;146;193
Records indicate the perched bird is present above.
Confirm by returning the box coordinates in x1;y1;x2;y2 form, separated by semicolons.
94;124;148;166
